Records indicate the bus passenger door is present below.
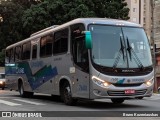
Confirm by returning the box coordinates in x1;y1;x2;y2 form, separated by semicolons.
71;24;90;98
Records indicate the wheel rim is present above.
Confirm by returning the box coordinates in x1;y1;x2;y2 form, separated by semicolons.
20;84;23;96
64;86;71;103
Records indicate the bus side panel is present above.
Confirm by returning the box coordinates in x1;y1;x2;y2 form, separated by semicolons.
5;75;18;90
52;53;90;99
28;57;57;94
53;54;74;95
5;64;19;90
72;68;90;98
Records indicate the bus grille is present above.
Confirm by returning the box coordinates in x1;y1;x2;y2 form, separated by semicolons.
107;89;147;96
113;83;142;87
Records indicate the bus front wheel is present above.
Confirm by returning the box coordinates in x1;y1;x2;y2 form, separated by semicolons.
62;82;77;105
111;98;125;104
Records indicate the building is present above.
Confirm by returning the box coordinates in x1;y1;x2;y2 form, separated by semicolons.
126;0;160;91
125;0;152;43
125;0;143;25
154;0;160;92
153;0;160;48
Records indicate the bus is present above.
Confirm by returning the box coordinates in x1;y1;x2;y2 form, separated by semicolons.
5;18;154;105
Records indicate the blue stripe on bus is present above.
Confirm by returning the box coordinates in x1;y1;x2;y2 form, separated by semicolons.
5;61;58;90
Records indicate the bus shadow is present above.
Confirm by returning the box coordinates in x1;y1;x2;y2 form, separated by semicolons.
76;100;146;109
12;93;148;110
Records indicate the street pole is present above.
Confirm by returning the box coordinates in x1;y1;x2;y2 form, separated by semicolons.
151;0;157;92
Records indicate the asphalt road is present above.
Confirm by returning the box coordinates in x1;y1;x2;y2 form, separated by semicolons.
0;89;160;120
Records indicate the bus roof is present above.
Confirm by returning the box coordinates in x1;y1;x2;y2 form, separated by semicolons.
70;18;141;27
6;18;142;50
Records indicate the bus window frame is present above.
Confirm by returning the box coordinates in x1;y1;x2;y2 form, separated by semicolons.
40;34;53;58
53;28;69;56
22;41;31;60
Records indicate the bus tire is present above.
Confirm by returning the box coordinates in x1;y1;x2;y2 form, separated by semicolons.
62;82;77;105
19;82;25;97
19;81;33;98
111;98;125;104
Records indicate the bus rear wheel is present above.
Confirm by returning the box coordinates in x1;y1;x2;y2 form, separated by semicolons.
111;98;125;104
19;81;33;98
62;82;77;105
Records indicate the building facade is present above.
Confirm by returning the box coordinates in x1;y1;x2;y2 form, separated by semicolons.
126;0;160;91
125;0;152;43
154;0;160;48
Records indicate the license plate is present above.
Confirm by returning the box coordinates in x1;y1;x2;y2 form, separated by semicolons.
125;89;135;94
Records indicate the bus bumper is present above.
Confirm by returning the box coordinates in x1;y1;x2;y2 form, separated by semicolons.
90;83;153;99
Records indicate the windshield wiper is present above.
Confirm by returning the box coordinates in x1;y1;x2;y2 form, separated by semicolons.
113;36;125;69
126;37;144;70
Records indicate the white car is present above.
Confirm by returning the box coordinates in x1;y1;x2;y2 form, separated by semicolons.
0;73;5;90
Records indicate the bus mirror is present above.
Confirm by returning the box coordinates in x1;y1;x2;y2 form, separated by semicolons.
83;31;92;49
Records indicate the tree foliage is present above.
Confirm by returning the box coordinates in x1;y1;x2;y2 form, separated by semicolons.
0;0;41;66
22;0;129;37
0;0;41;50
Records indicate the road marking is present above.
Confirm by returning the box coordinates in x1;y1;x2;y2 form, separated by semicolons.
13;99;45;105
0;99;21;106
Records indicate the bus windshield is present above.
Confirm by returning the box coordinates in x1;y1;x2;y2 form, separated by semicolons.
89;24;152;69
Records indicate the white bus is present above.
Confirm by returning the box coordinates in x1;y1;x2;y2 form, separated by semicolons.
5;18;154;105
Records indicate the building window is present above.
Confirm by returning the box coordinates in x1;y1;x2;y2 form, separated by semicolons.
134;0;137;3
133;8;136;12
143;17;146;22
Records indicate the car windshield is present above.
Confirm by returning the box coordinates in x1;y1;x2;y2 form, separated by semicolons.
0;74;5;79
89;24;152;69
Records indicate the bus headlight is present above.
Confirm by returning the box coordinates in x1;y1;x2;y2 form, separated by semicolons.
92;76;110;87
145;78;154;87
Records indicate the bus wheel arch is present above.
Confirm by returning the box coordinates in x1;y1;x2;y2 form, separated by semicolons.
59;79;77;105
18;79;25;97
18;78;33;98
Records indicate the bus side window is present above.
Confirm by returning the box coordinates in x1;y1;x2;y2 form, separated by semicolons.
10;48;14;63
40;34;53;57
71;23;89;72
22;42;31;60
15;46;21;61
32;44;37;59
53;28;68;55
5;49;10;63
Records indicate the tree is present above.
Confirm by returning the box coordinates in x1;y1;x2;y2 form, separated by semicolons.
0;0;42;65
90;0;129;20
22;0;129;37
0;0;41;50
0;0;129;51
